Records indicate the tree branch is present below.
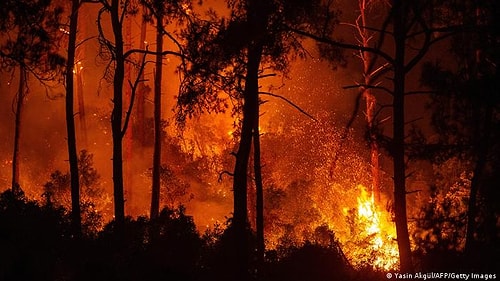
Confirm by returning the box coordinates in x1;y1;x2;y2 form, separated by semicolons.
343;83;393;96
287;27;395;65
259;92;318;122
121;52;147;138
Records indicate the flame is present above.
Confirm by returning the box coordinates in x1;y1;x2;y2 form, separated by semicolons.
348;185;399;270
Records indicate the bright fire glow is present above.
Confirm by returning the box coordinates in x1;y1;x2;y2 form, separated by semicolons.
347;185;399;270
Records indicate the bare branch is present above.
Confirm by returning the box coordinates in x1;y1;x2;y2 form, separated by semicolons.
258;73;277;79
287;27;395;65
343;83;393;96
218;171;234;182
404;117;424;126
121;52;147;138
123;48;186;60
259;92;318;122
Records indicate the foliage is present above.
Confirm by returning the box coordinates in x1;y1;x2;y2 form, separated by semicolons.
0;0;65;78
146;164;193;208
89;206;202;281
43;150;110;235
420;0;500;264
413;158;471;252
265;241;352;281
0;189;70;281
0;188;483;280
140;0;192;25
176;0;340;123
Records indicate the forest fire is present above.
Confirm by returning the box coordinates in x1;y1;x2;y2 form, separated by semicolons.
0;0;499;280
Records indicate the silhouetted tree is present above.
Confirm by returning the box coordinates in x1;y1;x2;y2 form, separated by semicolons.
65;0;82;238
97;0;127;231
97;0;152;230
140;0;191;220
97;0;183;229
421;0;500;268
177;1;338;279
0;0;64;192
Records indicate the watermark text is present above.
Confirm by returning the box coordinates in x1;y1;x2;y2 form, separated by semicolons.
386;272;497;280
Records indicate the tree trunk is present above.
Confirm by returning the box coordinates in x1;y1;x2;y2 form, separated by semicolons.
123;12;134;211
110;0;126;228
12;67;26;193
465;105;492;256
358;0;381;203
76;63;87;147
464;3;489;258
66;0;82;238
392;0;413;272
253;103;265;274
150;10;164;220
136;7;148;146
365;91;380;202
232;42;263;281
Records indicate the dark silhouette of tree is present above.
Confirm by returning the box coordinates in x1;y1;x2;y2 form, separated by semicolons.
0;0;65;192
253;104;264;271
177;1;338;279
420;0;500;268
97;0;183;230
43;150;107;236
97;0;127;231
65;0;83;238
140;0;191;220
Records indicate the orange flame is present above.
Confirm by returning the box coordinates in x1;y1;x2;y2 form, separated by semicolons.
347;185;399;270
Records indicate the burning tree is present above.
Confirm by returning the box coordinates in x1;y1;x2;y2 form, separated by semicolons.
291;0;476;271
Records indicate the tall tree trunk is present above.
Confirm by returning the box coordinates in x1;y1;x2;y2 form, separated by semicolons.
232;42;263;280
12;67;26;193
136;7;148;146
365;91;380;202
464;3;489;258
358;0;381;203
253;104;264;274
124;11;134;213
465;105;492;256
392;0;413;272
110;0;126;228
75;63;87;147
150;10;163;220
66;0;82;238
